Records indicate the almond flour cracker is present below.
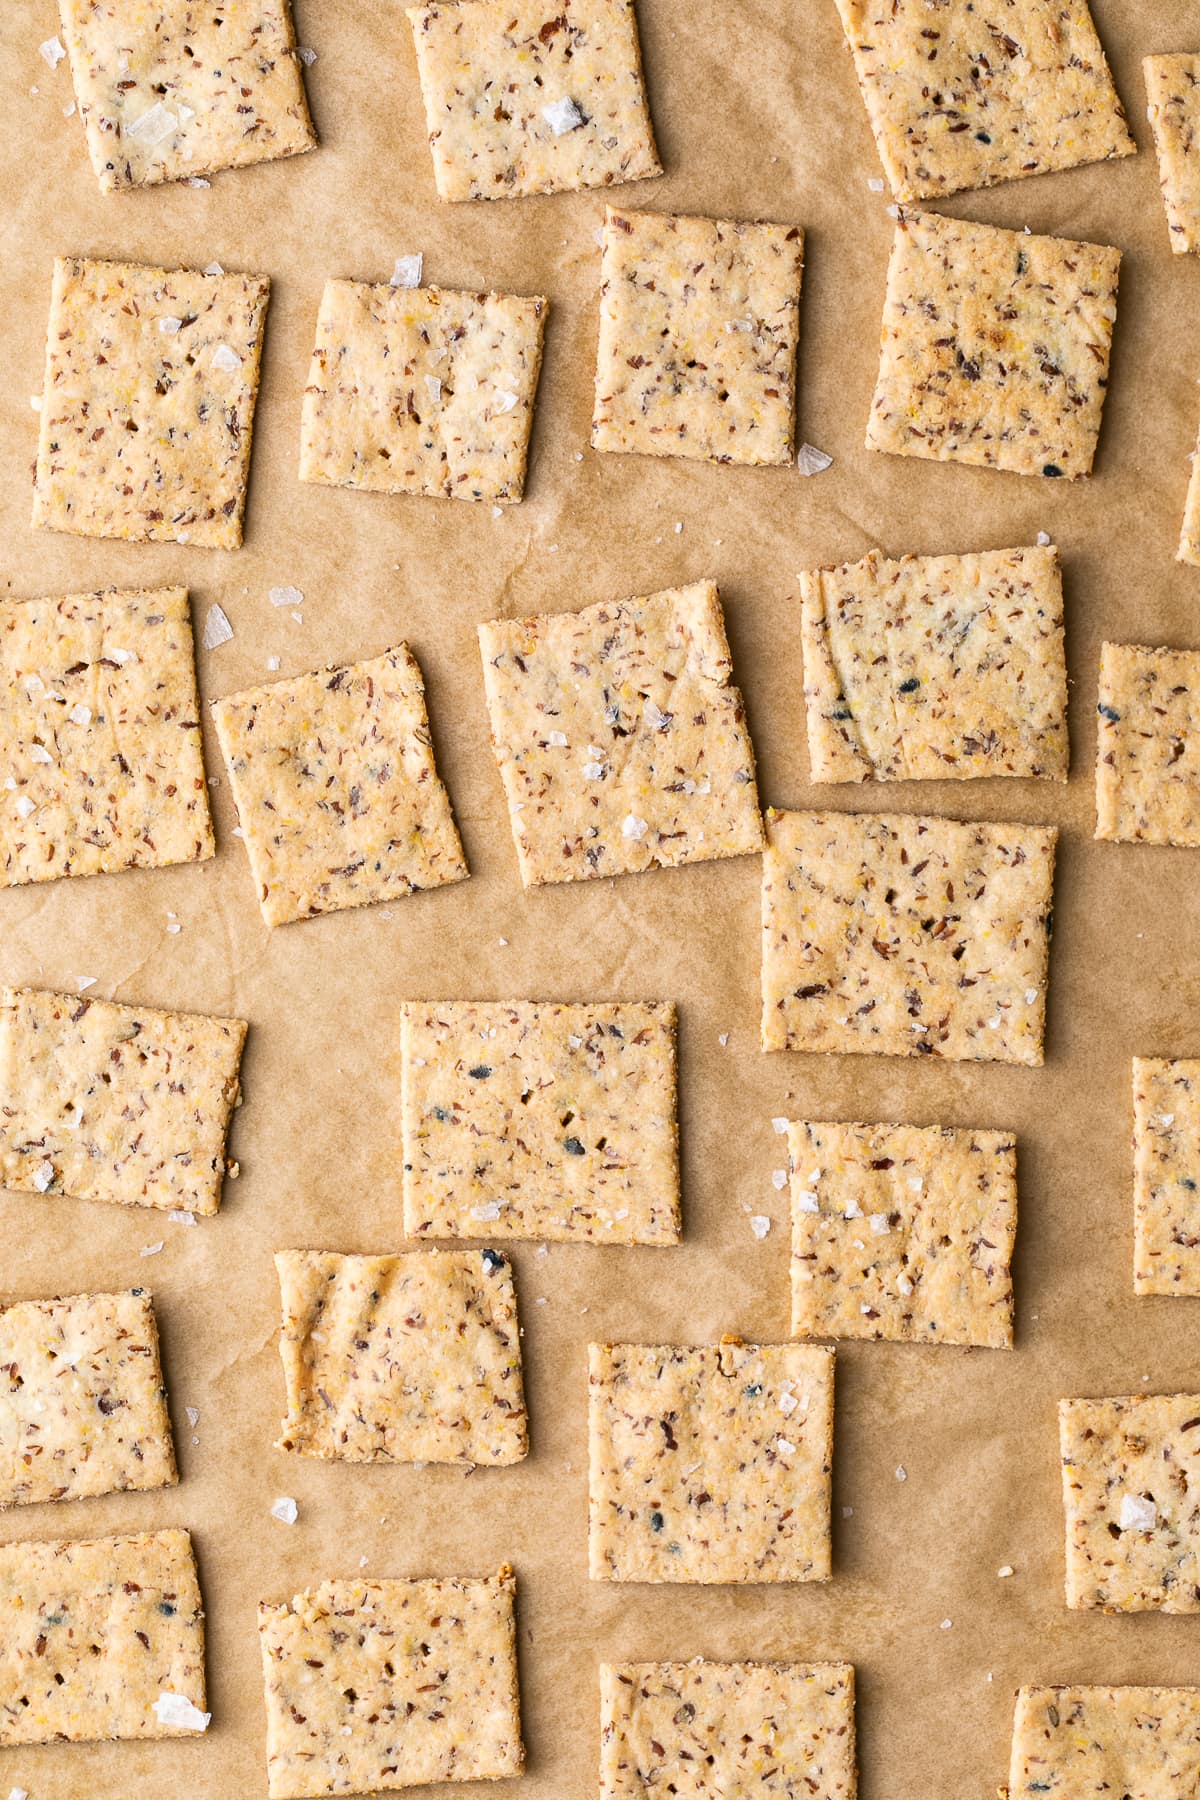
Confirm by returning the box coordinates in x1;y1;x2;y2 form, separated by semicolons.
1181;424;1200;565
1134;1058;1200;1297
1145;54;1200;255
1096;643;1200;844
1010;1686;1200;1797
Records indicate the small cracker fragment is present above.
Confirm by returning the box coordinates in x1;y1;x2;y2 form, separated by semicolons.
587;1340;834;1584
1145;55;1200;255
1181;420;1200;566
761;809;1056;1063
1134;1058;1200;1296
0;986;246;1216
599;1660;857;1797
592;207;804;467
0;1528;205;1746
866;210;1120;481
299;279;546;504
212;645;467;926
258;1569;523;1797
479;581;763;887
401;1000;679;1244
801;545;1068;782
1096;643;1200;843
1009;1686;1200;1798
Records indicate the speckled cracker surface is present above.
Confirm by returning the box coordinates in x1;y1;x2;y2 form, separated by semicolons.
1181;423;1200;565
866;210;1120;481
407;0;660;201
1134;1058;1200;1296
0;1527;206;1746
592;207;804;466
0;985;246;1216
401;1000;679;1243
274;1248;526;1466
1010;1686;1200;1798
1145;55;1200;254
1096;642;1200;844
60;0;315;193
33;257;269;550
299;279;546;504
479;581;762;886
599;1659;857;1797
588;1341;834;1584
788;1121;1016;1348
761;809;1056;1063
0;585;212;888
801;545;1068;782
833;0;1133;204
258;1569;523;1797
212;645;467;926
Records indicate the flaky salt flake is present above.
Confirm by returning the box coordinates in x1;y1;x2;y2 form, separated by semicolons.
582;760;605;780
14;795;36;820
127;101;180;145
269;584;304;609
69;703;91;727
542;96;585;134
868;1211;891;1236
778;1390;798;1415
40;34;66;66
211;342;241;372
776;1436;795;1455
188;176;210;187
391;253;423;288
771;1168;787;1191
10;1784;30;1800
28;744;52;765
896;1272;913;1296
718;1031;729;1046
186;1406;200;1428
795;1189;818;1213
493;390;519;415
154;1692;210;1732
547;730;568;747
621;813;648;840
32;1160;55;1192
271;1496;298;1525
470;1202;503;1222
895;1464;907;1482
201;605;233;650
1119;1492;1157;1532
140;1241;164;1257
844;1198;862;1219
1025;988;1038;1005
109;647;135;665
1036;531;1051;547
673;520;682;534
168;1208;196;1226
297;45;317;65
424;374;442;404
203;261;225;276
997;1565;1014;1578
939;1618;952;1630
749;1214;771;1240
29;395;42;411
771;1117;788;1134
867;176;885;192
797;442;833;476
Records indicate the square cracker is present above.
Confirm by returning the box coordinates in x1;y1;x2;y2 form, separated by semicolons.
407;0;660;202
33;256;270;550
0;1288;176;1508
1134;1058;1200;1296
274;1248;527;1466
0;985;246;1217
801;545;1068;783
833;0;1133;204
1145;55;1200;255
588;1340;834;1584
401;999;679;1244
592;206;804;467
599;1660;857;1798
60;0;315;194
479;581;763;886
258;1569;523;1797
1009;1686;1200;1799
212;645;467;926
1095;643;1200;844
866;210;1120;481
788;1121;1016;1348
299;278;546;504
0;1527;205;1746
761;809;1056;1064
1;585;213;888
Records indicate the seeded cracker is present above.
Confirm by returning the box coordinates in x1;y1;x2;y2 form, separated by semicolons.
867;210;1120;481
592;207;804;466
1010;1686;1200;1798
1181;421;1200;565
1134;1059;1200;1296
1096;643;1200;843
1145;55;1200;255
402;1000;679;1244
760;810;1056;1063
801;545;1068;782
0;986;246;1216
258;1569;523;1797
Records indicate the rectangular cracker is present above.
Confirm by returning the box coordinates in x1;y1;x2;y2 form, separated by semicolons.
1134;1058;1200;1296
867;210;1120;481
479;581;763;886
592;207;804;466
587;1340;834;1584
0;1288;176;1508
0;1527;206;1746
407;0;660;201
801;545;1068;783
401;1000;679;1244
599;1660;857;1798
1145;55;1200;255
0;985;246;1216
1181;422;1200;565
1095;642;1200;844
1010;1686;1200;1797
33;256;270;550
258;1569;523;1797
212;645;467;926
1;585;213;887
788;1121;1016;1348
761;809;1056;1063
299;279;546;504
274;1248;527;1466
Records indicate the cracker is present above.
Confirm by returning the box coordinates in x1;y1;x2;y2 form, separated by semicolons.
32;256;269;550
788;1121;1016;1348
1134;1058;1200;1296
1145;55;1200;255
407;0;660;202
1009;1686;1200;1798
761;809;1056;1063
258;1569;523;1797
1181;423;1200;566
1059;1392;1200;1612
60;0;315;193
801;545;1068;783
592;206;804;467
1096;643;1200;844
212;645;467;926
0;985;246;1216
599;1660;857;1798
866;209;1120;481
833;0;1133;204
0;1527;205;1746
401;1000;679;1244
479;581;763;886
299;279;546;505
0;585;213;888
588;1340;834;1584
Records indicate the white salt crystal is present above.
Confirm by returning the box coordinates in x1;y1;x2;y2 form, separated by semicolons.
271;1496;299;1525
391;254;423;288
201;605;233;650
542;96;584;134
153;1692;210;1731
